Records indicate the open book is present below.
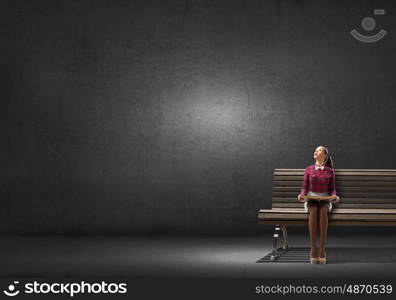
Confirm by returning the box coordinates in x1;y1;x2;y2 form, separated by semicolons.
302;195;338;202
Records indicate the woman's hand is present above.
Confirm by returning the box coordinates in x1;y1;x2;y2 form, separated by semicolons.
331;195;340;203
297;194;306;202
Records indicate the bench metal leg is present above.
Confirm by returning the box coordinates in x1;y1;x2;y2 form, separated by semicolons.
269;224;289;261
270;224;281;260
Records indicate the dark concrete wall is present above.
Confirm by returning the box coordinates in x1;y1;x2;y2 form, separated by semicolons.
1;0;396;234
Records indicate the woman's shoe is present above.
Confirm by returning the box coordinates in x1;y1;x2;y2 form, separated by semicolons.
318;248;326;264
318;256;326;264
310;247;318;264
310;256;318;264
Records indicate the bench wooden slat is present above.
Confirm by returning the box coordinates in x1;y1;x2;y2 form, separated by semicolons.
258;220;396;226
272;203;396;208
274;169;396;172
259;208;396;214
274;171;396;176
273;175;396;181
259;214;396;222
273;181;396;187
272;197;396;203
274;193;396;198
258;212;396;221
273;186;396;192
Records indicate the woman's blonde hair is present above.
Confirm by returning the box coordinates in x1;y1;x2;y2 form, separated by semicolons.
319;146;334;169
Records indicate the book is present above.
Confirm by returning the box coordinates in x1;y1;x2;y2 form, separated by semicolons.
302;195;337;202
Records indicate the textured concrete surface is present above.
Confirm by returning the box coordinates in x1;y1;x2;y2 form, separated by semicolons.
1;0;396;235
2;231;396;279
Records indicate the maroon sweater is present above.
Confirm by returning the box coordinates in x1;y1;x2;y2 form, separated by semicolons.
300;164;337;196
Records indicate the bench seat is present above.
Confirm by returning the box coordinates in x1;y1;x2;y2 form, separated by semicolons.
259;208;396;226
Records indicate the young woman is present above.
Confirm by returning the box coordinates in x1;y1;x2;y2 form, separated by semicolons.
297;146;340;264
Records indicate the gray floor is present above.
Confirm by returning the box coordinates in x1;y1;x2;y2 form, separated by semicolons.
2;230;396;279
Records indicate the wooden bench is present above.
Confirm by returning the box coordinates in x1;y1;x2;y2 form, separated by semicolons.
258;168;396;261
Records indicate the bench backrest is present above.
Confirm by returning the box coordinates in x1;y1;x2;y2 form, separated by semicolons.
273;169;396;209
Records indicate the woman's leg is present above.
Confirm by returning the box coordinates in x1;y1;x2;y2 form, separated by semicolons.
308;203;319;257
318;203;329;258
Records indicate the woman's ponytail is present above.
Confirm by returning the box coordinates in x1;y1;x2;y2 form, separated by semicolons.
324;148;334;169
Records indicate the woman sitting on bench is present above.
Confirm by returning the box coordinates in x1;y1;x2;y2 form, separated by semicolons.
297;146;340;264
